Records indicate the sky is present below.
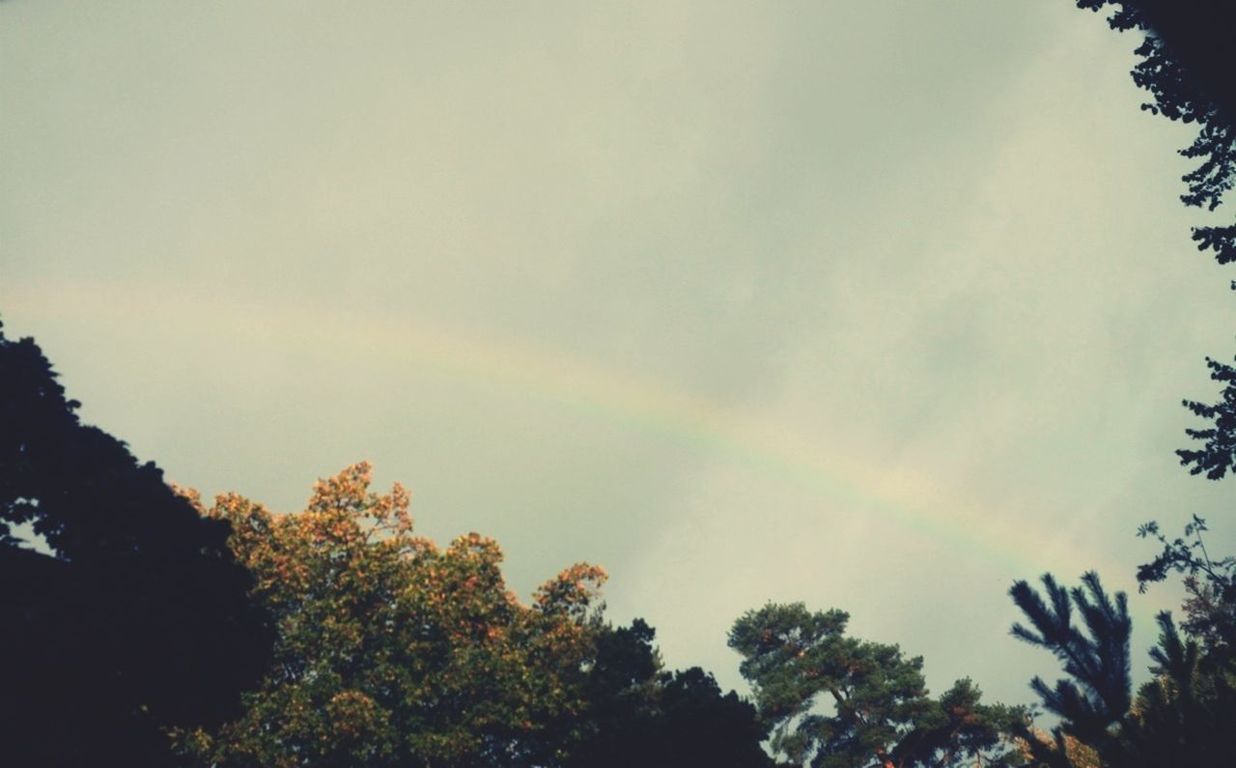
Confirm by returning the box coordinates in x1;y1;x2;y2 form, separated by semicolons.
3;1;1235;708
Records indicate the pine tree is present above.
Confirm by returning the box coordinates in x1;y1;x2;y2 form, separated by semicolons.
1009;566;1236;766
1008;572;1132;743
729;603;1024;768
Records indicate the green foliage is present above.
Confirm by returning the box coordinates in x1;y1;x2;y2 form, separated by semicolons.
176;463;608;768
729;603;1024;768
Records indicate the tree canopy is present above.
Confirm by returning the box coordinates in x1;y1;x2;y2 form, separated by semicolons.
1010;565;1236;767
729;603;1024;768
566;618;775;768
0;322;270;766
176;462;608;768
1074;2;1236;478
176;463;776;768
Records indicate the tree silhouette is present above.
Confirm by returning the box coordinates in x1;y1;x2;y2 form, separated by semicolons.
1078;0;1236;263
1008;572;1131;743
1109;610;1236;766
1009;567;1236;766
1178;358;1236;479
1074;2;1236;478
565;619;774;768
0;322;270;766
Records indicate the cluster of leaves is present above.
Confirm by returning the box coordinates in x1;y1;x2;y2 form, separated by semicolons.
0;323;270;766
1075;1;1236;477
1177;358;1236;479
175;462;609;768
728;603;1025;768
1075;1;1236;229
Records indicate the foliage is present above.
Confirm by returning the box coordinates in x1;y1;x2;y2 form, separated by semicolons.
566;619;775;768
1008;572;1132;743
1077;0;1236;263
175;462;608;768
1010;568;1236;767
729;603;1025;768
1136;516;1235;656
0;322;269;766
1113;610;1236;766
1135;516;1232;588
1178;357;1236;479
1074;2;1236;478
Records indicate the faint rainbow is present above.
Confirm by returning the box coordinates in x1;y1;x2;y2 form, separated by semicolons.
7;280;1120;577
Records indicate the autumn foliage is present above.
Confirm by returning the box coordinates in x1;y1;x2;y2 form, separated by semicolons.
175;462;607;768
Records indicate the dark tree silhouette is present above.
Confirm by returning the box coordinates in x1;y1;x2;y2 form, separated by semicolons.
0;322;270;766
1177;358;1236;479
1111;610;1236;767
1074;2;1236;478
566;618;776;768
1078;0;1236;262
1010;568;1236;766
1009;573;1131;741
1135;516;1236;681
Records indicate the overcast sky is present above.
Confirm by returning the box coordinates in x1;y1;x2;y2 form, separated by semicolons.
4;1;1234;707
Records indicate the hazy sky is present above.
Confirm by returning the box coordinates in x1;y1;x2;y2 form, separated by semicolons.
4;1;1234;707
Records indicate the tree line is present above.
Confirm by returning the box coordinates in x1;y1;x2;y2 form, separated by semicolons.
2;324;1232;767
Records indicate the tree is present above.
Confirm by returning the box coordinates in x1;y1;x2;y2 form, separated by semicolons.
1072;2;1236;478
1075;0;1236;274
1124;519;1236;764
729;603;1024;768
1067;5;1236;747
176;462;608;768
1009;568;1236;766
1136;515;1235;652
1114;610;1236;766
0;322;270;766
1007;572;1131;766
566;619;775;768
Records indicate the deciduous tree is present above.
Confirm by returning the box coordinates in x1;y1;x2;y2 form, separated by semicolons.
1073;2;1236;478
177;462;607;768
